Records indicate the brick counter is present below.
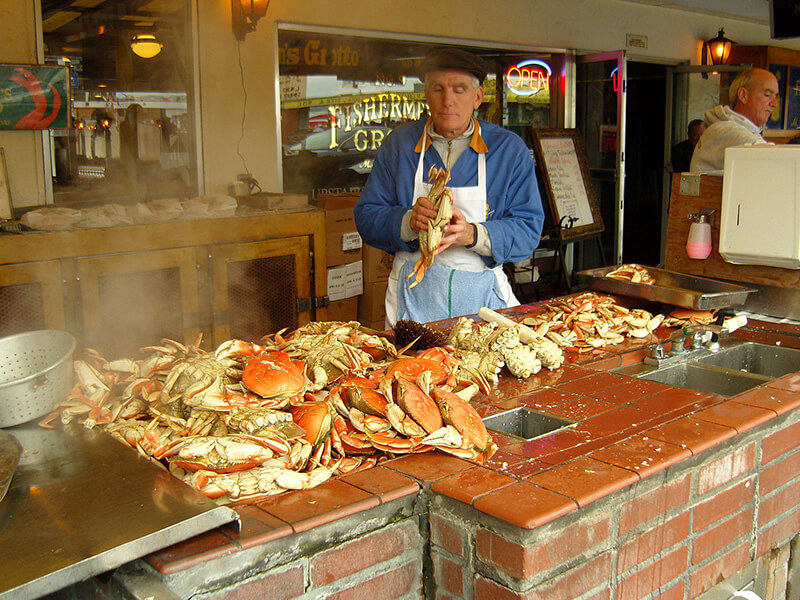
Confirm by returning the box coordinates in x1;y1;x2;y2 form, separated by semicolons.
47;309;800;600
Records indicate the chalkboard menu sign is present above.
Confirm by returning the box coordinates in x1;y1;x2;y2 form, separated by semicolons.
530;128;604;240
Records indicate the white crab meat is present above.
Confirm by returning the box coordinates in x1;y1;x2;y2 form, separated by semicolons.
501;345;542;378
529;336;565;369
452;349;504;383
487;325;522;351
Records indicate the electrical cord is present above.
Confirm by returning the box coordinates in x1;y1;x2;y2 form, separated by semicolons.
235;41;261;193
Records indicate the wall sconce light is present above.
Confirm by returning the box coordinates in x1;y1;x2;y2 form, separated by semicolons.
131;33;163;59
703;28;735;67
232;0;270;41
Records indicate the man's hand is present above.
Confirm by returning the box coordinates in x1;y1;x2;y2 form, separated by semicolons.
439;207;474;251
410;196;437;233
410;200;476;251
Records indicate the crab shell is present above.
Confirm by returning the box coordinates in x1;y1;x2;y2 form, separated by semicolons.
186;466;281;499
383;351;453;387
289;401;332;447
165;434;284;474
390;374;443;434
327;375;387;418
407;167;454;288
185;463;332;500
242;350;306;399
344;385;389;417
668;308;716;324
432;387;492;455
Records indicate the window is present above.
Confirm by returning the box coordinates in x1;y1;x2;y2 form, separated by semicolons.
278;29;560;199
40;0;196;205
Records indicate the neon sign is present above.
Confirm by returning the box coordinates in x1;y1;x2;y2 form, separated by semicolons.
505;59;551;96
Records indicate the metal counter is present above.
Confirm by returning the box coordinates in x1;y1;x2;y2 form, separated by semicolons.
0;423;239;599
576;265;755;310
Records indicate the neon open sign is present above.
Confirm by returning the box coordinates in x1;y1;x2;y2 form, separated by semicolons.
505;59;551;96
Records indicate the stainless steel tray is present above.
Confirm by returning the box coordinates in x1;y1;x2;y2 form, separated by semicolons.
0;423;239;599
576;265;756;310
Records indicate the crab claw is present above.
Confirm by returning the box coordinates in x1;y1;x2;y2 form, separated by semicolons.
421;425;463;448
215;339;267;361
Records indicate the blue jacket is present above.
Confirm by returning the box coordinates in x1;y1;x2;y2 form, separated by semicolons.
354;117;544;268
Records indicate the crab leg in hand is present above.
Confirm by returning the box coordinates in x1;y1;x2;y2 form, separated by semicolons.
407;166;453;288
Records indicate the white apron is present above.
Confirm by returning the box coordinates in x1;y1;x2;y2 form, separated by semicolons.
385;125;517;327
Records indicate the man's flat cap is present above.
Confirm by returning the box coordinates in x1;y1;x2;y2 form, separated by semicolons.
420;47;490;84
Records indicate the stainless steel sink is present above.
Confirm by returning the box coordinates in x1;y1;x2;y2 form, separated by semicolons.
692;342;800;378
636;362;769;396
482;407;574;441
610;341;796;397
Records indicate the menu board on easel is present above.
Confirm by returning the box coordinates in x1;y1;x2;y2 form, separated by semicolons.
530;128;604;240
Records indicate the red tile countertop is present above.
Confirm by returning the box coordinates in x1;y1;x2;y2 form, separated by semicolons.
146;303;800;573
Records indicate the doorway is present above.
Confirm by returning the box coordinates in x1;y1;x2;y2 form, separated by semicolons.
575;56;669;271
623;61;668;266
576;52;625;267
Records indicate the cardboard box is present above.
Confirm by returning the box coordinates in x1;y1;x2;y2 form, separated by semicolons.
327;260;363;301
318;193;363;267
315;192;360;208
236;192;309;211
362;244;394;283
327;264;346;301
345;260;363;297
327;296;358;322
358;280;387;323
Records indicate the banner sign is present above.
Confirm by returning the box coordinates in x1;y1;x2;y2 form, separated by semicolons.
0;64;70;130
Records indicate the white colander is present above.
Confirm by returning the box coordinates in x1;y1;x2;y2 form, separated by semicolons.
0;330;77;427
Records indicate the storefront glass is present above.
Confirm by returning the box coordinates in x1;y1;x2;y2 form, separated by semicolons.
40;0;195;205
278;30;560;199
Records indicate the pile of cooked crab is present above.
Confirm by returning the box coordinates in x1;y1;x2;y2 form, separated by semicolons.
40;295;715;503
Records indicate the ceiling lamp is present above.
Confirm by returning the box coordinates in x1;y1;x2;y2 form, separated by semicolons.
232;0;270;41
703;28;735;67
131;33;163;59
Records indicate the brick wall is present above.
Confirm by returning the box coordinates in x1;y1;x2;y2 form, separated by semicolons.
49;498;426;600
430;409;800;600
197;519;424;600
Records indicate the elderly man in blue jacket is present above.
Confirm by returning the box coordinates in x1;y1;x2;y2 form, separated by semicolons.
354;47;544;327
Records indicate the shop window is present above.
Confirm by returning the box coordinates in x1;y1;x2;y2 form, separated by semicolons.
40;0;195;205
278;30;560;199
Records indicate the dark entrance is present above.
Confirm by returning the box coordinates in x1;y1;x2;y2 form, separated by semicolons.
622;61;668;266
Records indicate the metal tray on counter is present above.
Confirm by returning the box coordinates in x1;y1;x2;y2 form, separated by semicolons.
576;264;755;310
0;423;239;600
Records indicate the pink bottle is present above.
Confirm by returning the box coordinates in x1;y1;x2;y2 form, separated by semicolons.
686;213;712;259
